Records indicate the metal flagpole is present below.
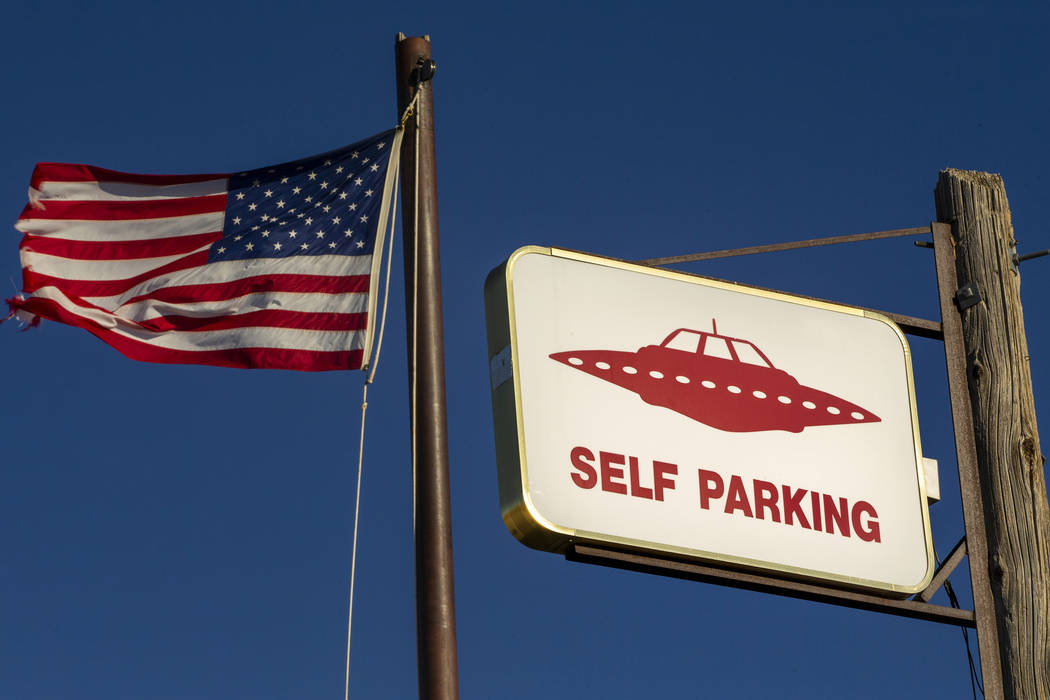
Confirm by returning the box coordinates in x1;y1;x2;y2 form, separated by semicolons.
394;33;460;700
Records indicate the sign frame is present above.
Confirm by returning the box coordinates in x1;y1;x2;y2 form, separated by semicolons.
485;245;936;597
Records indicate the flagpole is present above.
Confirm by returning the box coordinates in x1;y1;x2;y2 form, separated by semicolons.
394;33;460;700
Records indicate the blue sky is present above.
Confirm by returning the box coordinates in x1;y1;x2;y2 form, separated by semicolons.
3;2;1048;698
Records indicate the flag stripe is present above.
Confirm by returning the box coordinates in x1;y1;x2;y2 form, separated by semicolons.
23;251;212;295
136;309;366;333
30;163;227;189
15;212;226;242
18;194;227;221
114;289;370;322
25;254;372;300
22;246;212;281
113;273;370;308
33;178;229;202
19;293;364;352
20;232;222;260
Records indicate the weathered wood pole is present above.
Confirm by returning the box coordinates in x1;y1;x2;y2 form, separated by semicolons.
935;169;1050;699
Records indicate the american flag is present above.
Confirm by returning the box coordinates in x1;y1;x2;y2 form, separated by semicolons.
9;129;401;371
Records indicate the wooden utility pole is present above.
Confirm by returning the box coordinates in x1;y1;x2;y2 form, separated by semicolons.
935;169;1050;699
395;33;460;700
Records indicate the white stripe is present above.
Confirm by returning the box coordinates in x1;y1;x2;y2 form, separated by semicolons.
30;287;364;352
21;245;213;281
39;254;374;306
15;211;225;241
32;178;228;202
111;290;370;321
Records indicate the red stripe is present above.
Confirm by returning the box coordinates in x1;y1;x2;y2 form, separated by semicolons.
11;296;360;371
121;274;370;306
18;194;227;221
31;162;227;189
20;232;222;260
137;309;366;333
23;250;211;296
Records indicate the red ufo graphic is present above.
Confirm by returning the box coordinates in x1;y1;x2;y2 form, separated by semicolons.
549;322;881;434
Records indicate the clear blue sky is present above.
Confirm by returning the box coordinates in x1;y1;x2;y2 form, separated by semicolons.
3;2;1048;698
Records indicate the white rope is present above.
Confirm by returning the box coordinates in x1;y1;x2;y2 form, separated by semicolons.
344;380;370;700
343;94;418;700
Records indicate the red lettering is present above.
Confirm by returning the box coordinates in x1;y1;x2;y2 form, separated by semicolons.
628;456;653;500
570;446;597;489
823;494;851;537
782;485;811;529
698;469;724;510
724;475;754;517
753;480;781;522
852;501;881;543
653;461;677;501
599;451;628;495
810;491;822;531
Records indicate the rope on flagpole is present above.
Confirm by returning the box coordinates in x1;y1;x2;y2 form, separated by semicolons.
343;92;418;700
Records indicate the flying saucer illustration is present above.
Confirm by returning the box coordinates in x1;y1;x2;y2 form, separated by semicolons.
549;322;881;433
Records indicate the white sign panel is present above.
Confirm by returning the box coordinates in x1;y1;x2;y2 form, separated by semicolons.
485;247;935;596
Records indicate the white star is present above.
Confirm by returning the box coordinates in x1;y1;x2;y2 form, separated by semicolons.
280;177;289;184
328;241;337;249
251;225;259;231
248;203;257;211
252;179;261;186
274;242;282;250
351;151;359;159
217;246;226;253
354;177;363;186
323;205;331;213
320;181;329;189
236;192;245;200
264;189;273;197
307;172;317;180
288;208;297;214
261;230;270;237
276;200;285;208
289;230;298;238
338;192;348;200
260;214;270;222
370;164;379;172
356;240;366;248
316;231;325;238
336;166;344;174
305;196;313;202
301;243;309;250
324;160;332;166
365;189;373;197
377;142;386;149
333;216;341;224
234;235;243;241
349;203;358;211
362;157;370;164
315;201;322;207
297;213;304;218
344;229;353;237
292;186;302;194
232;217;241;225
245;242;254;251
360;215;368;222
305;217;313;225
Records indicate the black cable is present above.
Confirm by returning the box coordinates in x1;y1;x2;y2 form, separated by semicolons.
944;578;984;698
